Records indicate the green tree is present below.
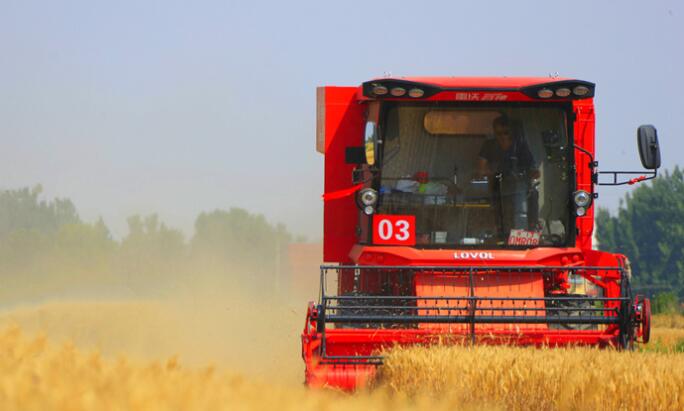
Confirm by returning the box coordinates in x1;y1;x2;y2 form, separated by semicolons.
121;214;185;259
0;185;79;239
117;214;187;293
191;208;291;277
0;187;117;302
652;292;680;314
0;185;295;300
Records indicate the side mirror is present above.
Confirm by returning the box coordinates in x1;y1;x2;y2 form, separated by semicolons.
637;125;661;170
364;121;377;166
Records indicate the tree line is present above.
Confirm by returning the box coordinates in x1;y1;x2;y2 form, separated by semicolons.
596;167;684;313
0;185;293;304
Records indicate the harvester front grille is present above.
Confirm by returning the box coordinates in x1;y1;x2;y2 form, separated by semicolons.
316;265;630;364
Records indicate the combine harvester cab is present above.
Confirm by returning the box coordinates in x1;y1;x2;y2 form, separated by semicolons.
303;77;660;390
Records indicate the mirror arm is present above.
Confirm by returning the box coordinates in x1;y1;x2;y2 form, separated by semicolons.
597;169;657;186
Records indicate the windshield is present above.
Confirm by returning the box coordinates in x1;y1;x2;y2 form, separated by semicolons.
376;103;571;248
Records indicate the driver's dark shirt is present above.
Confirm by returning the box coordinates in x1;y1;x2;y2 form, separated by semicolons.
478;137;536;175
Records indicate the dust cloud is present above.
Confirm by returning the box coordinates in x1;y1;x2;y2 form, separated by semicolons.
0;258;320;385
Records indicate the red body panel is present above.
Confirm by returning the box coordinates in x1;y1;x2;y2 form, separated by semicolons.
349;245;620;268
573;98;596;249
415;270;547;332
319;87;365;262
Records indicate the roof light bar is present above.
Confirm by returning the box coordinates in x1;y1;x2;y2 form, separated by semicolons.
521;80;595;100
363;79;595;100
362;80;441;99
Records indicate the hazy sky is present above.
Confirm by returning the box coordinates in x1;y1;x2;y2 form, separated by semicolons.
1;1;681;240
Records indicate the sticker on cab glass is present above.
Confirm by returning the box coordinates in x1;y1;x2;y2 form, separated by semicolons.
507;229;542;246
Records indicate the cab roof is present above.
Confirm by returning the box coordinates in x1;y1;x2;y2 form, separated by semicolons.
361;77;595;100
376;77;577;89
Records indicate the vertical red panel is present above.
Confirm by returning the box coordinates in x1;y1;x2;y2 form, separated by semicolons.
573;99;595;250
320;86;365;262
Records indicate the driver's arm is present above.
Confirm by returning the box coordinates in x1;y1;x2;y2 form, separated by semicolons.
476;140;494;178
476;157;490;178
517;138;540;179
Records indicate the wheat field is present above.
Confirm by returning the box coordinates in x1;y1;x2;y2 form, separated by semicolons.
0;325;454;411
0;302;682;411
652;313;684;329
379;338;684;410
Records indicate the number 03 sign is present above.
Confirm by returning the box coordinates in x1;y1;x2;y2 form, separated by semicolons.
372;215;416;246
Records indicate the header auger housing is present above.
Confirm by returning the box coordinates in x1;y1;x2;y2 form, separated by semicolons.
303;76;660;390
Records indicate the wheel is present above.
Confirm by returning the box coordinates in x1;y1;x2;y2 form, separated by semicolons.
641;297;651;343
618;330;635;350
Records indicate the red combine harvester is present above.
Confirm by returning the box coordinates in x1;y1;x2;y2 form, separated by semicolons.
302;77;661;390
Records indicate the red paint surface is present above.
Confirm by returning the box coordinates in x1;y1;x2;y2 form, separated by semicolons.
320;87;365;263
415;271;547;332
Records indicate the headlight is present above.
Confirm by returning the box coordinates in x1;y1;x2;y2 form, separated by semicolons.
363;205;375;215
576;206;586;216
358;188;378;206
573;190;592;207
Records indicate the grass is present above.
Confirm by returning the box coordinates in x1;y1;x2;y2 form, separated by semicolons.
652;313;684;329
641;314;684;354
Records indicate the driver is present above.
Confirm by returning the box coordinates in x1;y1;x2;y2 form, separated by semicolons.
476;115;540;238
